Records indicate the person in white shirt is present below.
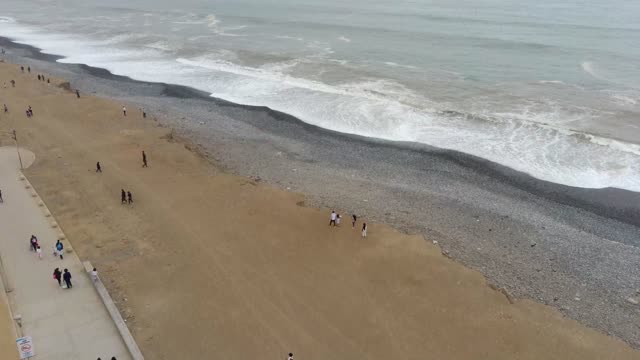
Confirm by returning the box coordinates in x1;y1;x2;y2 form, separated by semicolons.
336;214;341;226
362;223;367;238
287;353;294;360
91;267;98;282
329;211;337;226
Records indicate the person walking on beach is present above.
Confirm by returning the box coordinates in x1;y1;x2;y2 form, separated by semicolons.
0;189;3;203
96;161;102;173
288;353;294;360
10;80;15;87
142;108;146;118
329;210;337;226
20;66;24;73
53;268;62;287
63;269;72;289
55;240;64;259
27;66;30;73
36;245;42;259
37;75;41;81
336;214;341;226
3;104;7;113
351;214;357;229
142;150;148;167
122;106;127;116
361;223;367;238
121;189;126;204
76;89;80;98
127;191;133;204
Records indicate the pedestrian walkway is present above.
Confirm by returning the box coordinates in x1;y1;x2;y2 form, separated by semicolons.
0;147;131;360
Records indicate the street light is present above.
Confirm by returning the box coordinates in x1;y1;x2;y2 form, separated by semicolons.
10;129;23;170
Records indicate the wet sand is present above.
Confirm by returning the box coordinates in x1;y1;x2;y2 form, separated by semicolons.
0;50;639;359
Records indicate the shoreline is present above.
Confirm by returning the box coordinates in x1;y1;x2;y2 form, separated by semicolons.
1;36;639;227
1;36;640;349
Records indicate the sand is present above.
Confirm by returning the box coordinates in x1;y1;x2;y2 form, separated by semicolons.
0;296;16;360
0;272;17;360
0;62;638;359
0;301;17;360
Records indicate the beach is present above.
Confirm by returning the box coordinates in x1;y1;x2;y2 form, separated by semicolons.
1;37;639;349
0;52;639;359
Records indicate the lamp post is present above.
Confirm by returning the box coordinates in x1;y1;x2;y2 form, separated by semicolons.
11;129;23;170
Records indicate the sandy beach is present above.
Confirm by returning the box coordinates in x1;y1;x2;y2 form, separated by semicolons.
0;56;639;360
2;36;639;349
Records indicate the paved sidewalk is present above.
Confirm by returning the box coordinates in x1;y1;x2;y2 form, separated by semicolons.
0;147;131;360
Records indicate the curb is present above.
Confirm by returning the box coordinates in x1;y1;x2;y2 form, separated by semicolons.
83;261;144;360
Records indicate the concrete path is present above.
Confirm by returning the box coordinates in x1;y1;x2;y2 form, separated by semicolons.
0;147;131;360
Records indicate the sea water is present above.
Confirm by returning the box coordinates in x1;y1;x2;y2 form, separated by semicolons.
1;0;639;190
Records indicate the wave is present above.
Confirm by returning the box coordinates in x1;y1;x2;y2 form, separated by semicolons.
581;60;609;82
338;36;351;43
0;16;16;23
206;14;220;28
383;61;418;70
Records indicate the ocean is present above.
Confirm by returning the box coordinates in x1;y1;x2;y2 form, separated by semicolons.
1;0;639;191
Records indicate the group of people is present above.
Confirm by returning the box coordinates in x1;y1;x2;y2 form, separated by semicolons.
29;235;42;259
3;79;16;88
121;189;133;205
36;74;50;83
115;151;148;203
30;235;65;259
329;211;367;237
52;267;73;289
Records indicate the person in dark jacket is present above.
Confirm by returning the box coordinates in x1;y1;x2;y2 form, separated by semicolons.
63;269;72;289
30;235;38;252
121;189;126;204
53;268;62;286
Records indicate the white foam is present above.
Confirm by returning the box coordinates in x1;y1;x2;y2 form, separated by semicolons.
338;36;351;43
538;80;565;84
206;14;220;28
383;61;418;70
581;60;608;82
